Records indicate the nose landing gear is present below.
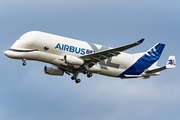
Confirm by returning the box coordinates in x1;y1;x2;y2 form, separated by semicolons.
22;59;27;66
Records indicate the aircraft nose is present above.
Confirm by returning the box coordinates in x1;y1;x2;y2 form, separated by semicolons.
4;50;8;56
4;50;11;57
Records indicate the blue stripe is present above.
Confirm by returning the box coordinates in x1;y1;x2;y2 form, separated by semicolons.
118;43;165;77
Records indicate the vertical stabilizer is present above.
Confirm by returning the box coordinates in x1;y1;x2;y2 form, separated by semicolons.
119;43;165;76
140;43;165;66
166;56;176;68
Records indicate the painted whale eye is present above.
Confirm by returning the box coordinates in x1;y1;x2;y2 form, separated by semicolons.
43;46;49;51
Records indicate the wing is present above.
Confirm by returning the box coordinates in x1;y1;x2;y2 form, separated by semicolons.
81;38;145;68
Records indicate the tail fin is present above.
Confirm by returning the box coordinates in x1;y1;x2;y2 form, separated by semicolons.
119;43;165;76
141;43;165;66
166;56;176;68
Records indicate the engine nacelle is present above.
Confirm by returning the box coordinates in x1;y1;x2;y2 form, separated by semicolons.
44;66;64;76
64;55;84;65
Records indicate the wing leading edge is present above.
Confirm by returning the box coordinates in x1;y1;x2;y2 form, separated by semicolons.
81;38;145;68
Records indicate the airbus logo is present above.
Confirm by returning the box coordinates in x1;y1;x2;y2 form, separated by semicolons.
55;43;95;55
55;43;86;55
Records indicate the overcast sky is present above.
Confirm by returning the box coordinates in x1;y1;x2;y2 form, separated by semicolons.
0;0;180;120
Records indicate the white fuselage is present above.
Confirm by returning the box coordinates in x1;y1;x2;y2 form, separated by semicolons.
4;31;176;82
4;31;147;78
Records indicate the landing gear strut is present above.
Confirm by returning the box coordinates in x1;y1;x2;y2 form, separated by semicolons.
22;59;27;66
69;69;93;84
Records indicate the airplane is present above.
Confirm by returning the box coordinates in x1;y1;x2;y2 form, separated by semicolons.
4;31;176;83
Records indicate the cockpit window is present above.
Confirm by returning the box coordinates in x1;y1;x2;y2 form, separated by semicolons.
9;49;39;52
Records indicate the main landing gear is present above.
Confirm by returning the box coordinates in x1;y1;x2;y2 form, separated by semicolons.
87;73;92;78
71;76;81;84
22;59;27;66
83;69;93;78
71;70;93;84
71;71;81;84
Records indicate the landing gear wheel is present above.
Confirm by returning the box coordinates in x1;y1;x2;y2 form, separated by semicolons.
75;79;81;84
83;70;88;74
71;76;76;80
87;73;92;78
22;62;26;66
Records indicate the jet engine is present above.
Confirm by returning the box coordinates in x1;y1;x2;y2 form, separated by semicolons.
64;55;84;65
44;66;64;76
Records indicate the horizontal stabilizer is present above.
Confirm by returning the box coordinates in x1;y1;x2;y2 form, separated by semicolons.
145;56;176;74
145;66;166;73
